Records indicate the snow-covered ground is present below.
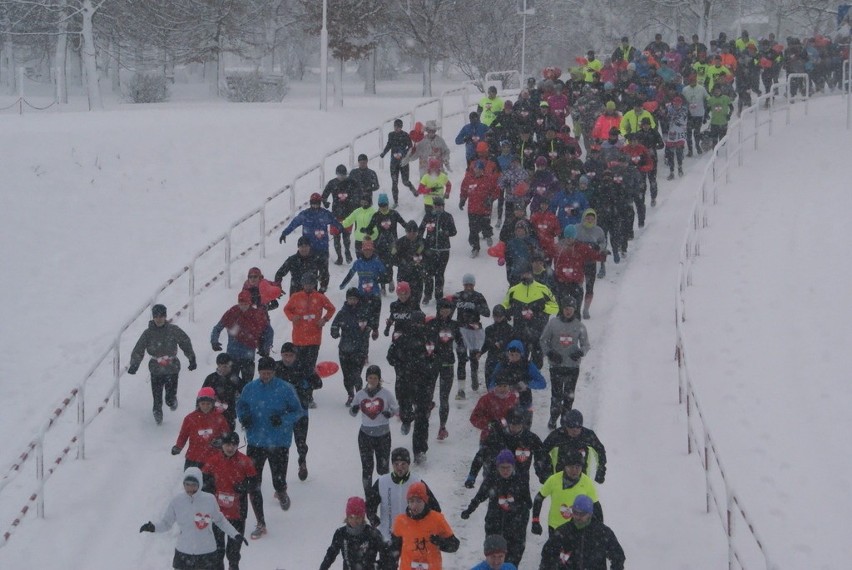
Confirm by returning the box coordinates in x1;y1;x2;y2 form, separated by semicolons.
0;82;847;569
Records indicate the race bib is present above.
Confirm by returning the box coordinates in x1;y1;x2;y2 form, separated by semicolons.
426;223;436;232
522;309;533;320
536;186;546;195
217;493;235;507
559;335;575;346
515;448;532;462
197;428;213;439
338;193;348;201
314;230;325;239
438;330;453;342
381;220;391;229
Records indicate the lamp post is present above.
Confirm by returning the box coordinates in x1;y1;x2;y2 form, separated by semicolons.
320;0;328;111
519;0;535;83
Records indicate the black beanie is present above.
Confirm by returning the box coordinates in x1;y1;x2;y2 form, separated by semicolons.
391;448;411;464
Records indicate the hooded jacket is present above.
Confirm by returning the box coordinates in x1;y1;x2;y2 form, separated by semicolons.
210;306;273;360
236;377;304;448
152;467;239;555
281;206;343;253
540;314;591;369
130;321;196;376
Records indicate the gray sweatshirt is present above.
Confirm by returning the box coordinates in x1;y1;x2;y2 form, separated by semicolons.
540;316;590;369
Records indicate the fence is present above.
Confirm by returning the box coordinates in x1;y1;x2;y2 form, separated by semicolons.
673;72;848;570
0;81;489;548
0;67;61;114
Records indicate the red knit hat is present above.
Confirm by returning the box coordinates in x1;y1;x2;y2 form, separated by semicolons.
237;290;252;303
407;482;429;503
346;496;366;517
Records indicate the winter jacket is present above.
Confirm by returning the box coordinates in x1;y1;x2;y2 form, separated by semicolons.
403;134;451;172
210;306;273;360
321;177;363;219
460;171;500;216
380;130;413;161
280;206;343;253
530;209;561;259
236;377;304;448
470;425;547;484
274;358;322;410
417;171;452;208
680;83;709;118
540;315;590;370
538;472;600;530
552;191;590;228
619;108;657;137
450;289;490;330
367;472;441;541
502;282;559;341
130;321;196;376
202;371;245;423
482;320;513;373
419;209;457;252
174;408;230;464
152;467;239;555
574;214;607;250
553;241;606;285
391;235;429;284
384;296;422;335
330;302;372;356
498;163;530;196
488;341;548;390
621;142;654;173
274;251;330;294
591;114;622;141
504;235;540;279
470;390;520;442
363;208;407;248
465;471;532;534
343;205;379;241
428;315;464;365
348;166;380;195
455;120;490;162
201;450;257;521
515;137;541;171
551;156;585;189
630;127;665;157
340;254;386;299
541;426;608;481
527;170;561;213
386;321;436;379
477;95;505;126
351;385;399;435
283;290;335;346
319;523;389;570
391;507;459;570
539;517;625;570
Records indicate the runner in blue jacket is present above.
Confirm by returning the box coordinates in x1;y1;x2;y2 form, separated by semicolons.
279;193;344;263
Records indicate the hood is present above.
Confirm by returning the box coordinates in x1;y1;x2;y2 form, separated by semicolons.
506;339;526;356
183;466;204;490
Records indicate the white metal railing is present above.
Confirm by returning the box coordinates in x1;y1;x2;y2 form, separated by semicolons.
673;78;846;569
0;81;482;548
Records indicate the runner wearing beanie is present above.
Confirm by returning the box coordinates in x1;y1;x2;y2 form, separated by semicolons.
390;482;459;570
319;496;388;570
472;534;517;570
350;364;399;493
171;387;230;470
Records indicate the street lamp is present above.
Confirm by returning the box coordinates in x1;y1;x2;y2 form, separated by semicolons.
320;0;328;111
519;0;536;83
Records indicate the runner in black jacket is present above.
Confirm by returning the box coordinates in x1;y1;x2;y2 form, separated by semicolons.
379;119;416;206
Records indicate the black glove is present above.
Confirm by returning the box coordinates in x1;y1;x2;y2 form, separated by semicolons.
279;233;286;244
139;521;155;533
531;521;543;535
464;475;476;489
211;342;223;352
460;508;472;520
570;349;585;362
170;446;181;455
430;534;453;549
257;348;269;358
380;151;386;158
127;364;139;375
382;410;394;418
187;359;197;371
266;299;279;311
233;480;248;493
241;416;253;430
349;405;360;416
235;534;249;546
323;201;330;209
595;471;605;484
368;514;380;527
546;350;563;364
270;414;282;427
459;201;466;211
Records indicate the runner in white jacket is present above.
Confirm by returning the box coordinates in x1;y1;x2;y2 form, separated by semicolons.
140;466;246;569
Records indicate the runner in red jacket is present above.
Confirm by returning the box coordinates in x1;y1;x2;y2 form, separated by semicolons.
172;388;231;469
552;226;608;306
470;378;520;443
530;200;561;260
460;163;501;257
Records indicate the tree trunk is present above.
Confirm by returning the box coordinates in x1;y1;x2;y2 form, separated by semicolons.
262;22;276;75
364;48;377;94
2;18;16;95
110;37;120;94
81;0;103;110
334;57;344;107
422;56;433;97
205;58;219;97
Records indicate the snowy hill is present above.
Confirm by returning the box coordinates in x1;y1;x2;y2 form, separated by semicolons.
1;86;848;569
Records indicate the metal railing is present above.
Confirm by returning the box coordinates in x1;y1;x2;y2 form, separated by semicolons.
0;81;483;548
673;74;847;569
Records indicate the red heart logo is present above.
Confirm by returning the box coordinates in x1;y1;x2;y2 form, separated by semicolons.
360;397;385;420
194;512;212;529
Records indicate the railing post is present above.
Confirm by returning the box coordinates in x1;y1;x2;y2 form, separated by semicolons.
112;337;121;409
348;144;354;168
686;388;692;454
704;430;711;513
753;104;759;151
260;207;266;259
36;440;44;518
77;381;86;460
225;232;232;289
188;261;196;323
727;494;736;570
737;122;744;167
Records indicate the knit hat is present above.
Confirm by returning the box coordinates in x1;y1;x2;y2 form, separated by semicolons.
357;153;368;162
462;273;476;286
572;494;594;514
560;448;585;467
346;496;366;517
365;364;382;379
605;100;617;110
345;287;361;300
335;164;348;175
221;431;240;445
475;141;489;153
535;156;548;167
424;120;438;131
562;225;577;239
297;236;311;247
237;290;252;304
578;175;590;186
310;192;323;204
391;447;411;464
396;281;411;295
405;220;419;233
561;408;584;428
505;406;526;425
257;356;276;371
483;534;508;555
280;342;297;354
495;449;516;465
215;353;232;365
407;481;429;503
196;387;216;403
492;304;506;317
378;193;389;206
151;304;167;317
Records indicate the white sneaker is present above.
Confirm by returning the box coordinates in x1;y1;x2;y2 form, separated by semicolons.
470;249;479;258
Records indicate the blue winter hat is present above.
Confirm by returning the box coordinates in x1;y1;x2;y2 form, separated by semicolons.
579;175;590;186
495;449;516;465
572;494;594;514
378;193;389;205
506;339;525;356
563;225;577;239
